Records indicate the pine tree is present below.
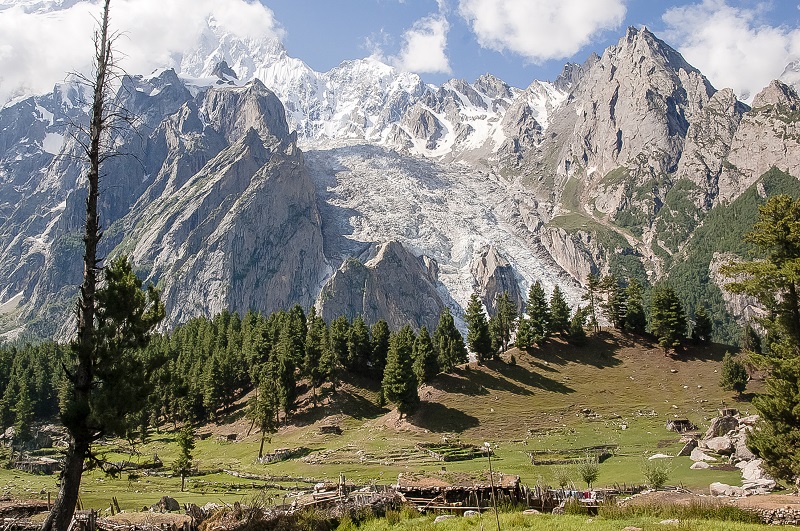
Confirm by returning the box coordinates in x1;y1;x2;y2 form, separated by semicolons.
720;352;748;396
691;305;713;343
274;325;298;419
491;291;518;353
174;424;195;492
741;323;762;354
600;275;627;329
13;385;33;452
370;320;391;378
434;307;467;372
413;327;438;384
515;316;534;351
325;316;349;392
583;273;601;333
525;281;550;345
624;278;647;334
569;306;588;345
347;316;371;374
247;368;279;459
649;284;686;353
722;195;800;482
549;285;571;336
382;326;419;417
304;308;327;404
465;293;492;363
202;353;224;421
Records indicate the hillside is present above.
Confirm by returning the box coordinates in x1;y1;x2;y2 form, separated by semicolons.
1;330;757;509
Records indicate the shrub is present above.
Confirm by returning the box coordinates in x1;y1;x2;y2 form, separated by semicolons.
642;458;671;489
551;465;574;489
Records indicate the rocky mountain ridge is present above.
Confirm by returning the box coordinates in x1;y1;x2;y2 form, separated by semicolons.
1;22;799;341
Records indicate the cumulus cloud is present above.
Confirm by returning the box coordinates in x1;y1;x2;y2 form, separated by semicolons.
0;0;284;105
663;0;800;102
390;14;452;74
458;0;626;62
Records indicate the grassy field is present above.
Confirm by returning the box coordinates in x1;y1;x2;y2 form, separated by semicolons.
3;330;757;513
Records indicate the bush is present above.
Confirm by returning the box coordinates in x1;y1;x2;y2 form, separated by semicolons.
642;458;671;489
551;465;574;489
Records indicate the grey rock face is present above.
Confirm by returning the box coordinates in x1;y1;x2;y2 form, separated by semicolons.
471;246;523;315
316;241;446;331
703;436;734;455
718;80;800;204
708;252;765;324
551;27;714;190
401;105;444;149
1;76;326;337
674;88;747;209
540;226;603;283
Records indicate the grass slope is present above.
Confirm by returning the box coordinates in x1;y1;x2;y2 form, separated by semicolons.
2;331;756;512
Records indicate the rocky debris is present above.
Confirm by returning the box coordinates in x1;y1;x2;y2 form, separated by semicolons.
463;510;479;517
522;509;541;515
751;506;800;525
698;411;777;496
690;462;710;470
434;515;457;523
659;519;680;525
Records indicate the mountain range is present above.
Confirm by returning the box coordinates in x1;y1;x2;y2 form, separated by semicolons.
2;16;800;342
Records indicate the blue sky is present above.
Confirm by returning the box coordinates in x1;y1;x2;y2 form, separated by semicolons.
269;0;800;99
1;0;800;104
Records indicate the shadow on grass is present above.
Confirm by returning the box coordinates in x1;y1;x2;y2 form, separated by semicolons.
523;333;624;370
410;401;480;433
673;340;735;363
291;388;384;426
490;361;576;394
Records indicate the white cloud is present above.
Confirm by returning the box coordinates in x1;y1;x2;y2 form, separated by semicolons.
0;0;284;105
390;14;452;74
663;0;800;102
458;0;626;62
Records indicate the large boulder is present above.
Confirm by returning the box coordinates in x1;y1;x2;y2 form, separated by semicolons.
703;436;734;455
151;496;180;512
742;479;776;495
690;461;710;470
709;482;745;497
690;448;716;462
677;438;698;457
704;416;739;438
742;459;773;482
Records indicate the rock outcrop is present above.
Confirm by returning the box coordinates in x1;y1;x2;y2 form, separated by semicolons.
317;241;446;331
717;80;800;204
471;246;523;315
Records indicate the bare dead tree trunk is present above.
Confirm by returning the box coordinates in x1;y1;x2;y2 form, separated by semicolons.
42;2;111;530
